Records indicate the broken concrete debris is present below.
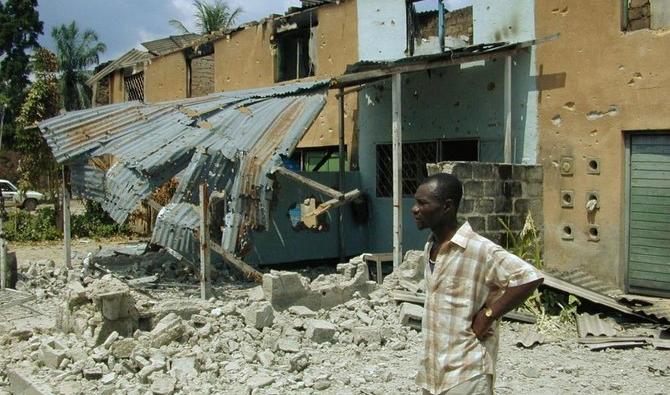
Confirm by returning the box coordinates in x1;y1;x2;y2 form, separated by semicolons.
3;250;669;394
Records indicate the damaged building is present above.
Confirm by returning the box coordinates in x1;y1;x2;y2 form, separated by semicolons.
44;0;670;298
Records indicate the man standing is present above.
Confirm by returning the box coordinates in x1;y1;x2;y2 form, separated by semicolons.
412;173;543;395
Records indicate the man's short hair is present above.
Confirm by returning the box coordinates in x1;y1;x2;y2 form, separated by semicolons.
420;173;463;208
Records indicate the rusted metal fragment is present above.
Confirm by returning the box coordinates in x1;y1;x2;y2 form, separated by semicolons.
576;313;620;338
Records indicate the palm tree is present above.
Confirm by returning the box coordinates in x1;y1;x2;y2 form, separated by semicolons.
51;21;106;111
170;0;242;34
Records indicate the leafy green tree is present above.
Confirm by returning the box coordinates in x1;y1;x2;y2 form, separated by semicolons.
15;48;61;211
0;0;43;148
51;21;106;111
170;0;242;34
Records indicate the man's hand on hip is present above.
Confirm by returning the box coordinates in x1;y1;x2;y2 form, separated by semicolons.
472;307;495;340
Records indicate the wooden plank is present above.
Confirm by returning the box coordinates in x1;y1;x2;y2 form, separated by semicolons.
630;203;670;214
392;73;403;270
629;237;670;248
631;144;670;154
629;270;670;283
199;183;211;300
631;153;670;163
630;244;670;257
630;211;670;223
630;253;670;265
629;261;670;275
631;169;670;180
503;55;512;163
631;178;670;188
632;162;670;171
311;189;361;217
274;167;342;199
631;194;670;206
338;87;346;264
63;167;72;270
631;220;670;231
210;240;262;283
630;278;670;292
629;228;670;240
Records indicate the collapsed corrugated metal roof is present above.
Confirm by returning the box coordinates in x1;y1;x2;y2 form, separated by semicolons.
87;49;153;86
141;34;202;56
39;80;329;262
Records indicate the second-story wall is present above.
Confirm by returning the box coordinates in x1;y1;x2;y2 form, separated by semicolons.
144;51;188;103
214;0;359;150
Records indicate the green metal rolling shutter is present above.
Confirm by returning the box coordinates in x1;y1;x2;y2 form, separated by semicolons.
629;134;670;295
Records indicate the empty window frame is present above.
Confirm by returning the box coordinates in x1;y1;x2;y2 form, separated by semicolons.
376;139;479;197
623;0;670;31
124;71;145;102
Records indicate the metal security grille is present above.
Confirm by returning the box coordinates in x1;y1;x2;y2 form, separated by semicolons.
124;72;145;102
376;141;438;197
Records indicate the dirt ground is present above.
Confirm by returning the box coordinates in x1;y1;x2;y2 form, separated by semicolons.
0;239;668;395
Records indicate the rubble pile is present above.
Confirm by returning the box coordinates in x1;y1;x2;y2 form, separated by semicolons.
1;250;668;394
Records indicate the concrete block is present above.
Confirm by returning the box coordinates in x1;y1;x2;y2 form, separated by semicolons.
305;319;337;343
243;302;275;329
353;327;382;345
502;181;522;198
472;163;495;180
277;338;301;353
523;183;543;198
483;181;502;196
39;340;68;369
475;198;495;214
150;313;185;348
171;357;199;378
463;180;483;197
150;373;176;395
262;271;311;310
83;367;103;380
247;374;275;391
288;305;317;318
247;285;265;301
497;164;513;180
7;368;55;395
150;298;212;326
464;216;485;232
399;303;424;330
111;338;136;359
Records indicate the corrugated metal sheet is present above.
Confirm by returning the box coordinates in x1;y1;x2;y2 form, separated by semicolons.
515;329;545;348
618;295;670;324
141;34;202;56
87;49;153;86
576;313;620;338
151;203;200;262
39;80;329;261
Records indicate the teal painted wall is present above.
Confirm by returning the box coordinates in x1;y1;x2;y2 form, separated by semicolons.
357;56;535;253
248;172;368;265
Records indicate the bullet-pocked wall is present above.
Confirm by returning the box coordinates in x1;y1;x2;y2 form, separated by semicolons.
357;55;536;252
213;1;359;150
536;0;670;290
144;51;188;103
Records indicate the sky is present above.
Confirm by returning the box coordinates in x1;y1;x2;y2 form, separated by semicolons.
37;0;473;63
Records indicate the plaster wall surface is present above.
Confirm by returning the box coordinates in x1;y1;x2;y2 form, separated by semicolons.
535;0;670;289
357;0;407;61
357;59;535;252
651;0;670;30
213;1;358;149
144;52;187;103
109;71;124;104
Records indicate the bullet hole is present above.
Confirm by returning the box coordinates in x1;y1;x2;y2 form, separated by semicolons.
563;226;572;235
563;102;575;111
588;225;600;242
587;158;600;174
561;225;574;240
561;190;574;208
551;115;562;126
487;82;496;91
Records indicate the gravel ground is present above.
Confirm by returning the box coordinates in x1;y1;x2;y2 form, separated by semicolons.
0;240;668;395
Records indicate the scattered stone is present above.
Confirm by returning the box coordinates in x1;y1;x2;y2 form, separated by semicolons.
83;367;103;380
313;379;331;391
289;352;310;372
257;350;274;367
247;374;274;391
243;302;275;330
248;285;265;301
138;362;166;384
39;340;68;369
100;372;117;385
278;338;301;353
150;313;185;348
10;328;33;341
150;373;176;395
171;357;199;378
7;368;55;395
111;338;136;359
305;319;337;343
210;307;223;317
288;305;317;318
399;302;424;330
353;327;382;346
102;331;119;348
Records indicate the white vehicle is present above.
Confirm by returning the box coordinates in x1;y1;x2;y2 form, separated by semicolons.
0;179;44;211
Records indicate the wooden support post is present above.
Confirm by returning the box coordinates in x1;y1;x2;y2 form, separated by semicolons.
209;240;262;283
0;234;5;290
504;55;513;163
392;73;403;270
63;167;72;270
338;87;346;264
199;183;211;300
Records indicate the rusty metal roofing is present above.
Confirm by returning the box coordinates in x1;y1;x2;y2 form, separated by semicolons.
576;313;620;338
87;49;153;86
141;34;202;56
618;295;670;324
39;80;328;261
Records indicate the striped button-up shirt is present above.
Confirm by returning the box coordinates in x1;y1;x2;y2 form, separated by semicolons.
416;222;542;394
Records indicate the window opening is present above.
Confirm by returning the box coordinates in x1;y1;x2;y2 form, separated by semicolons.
124;72;144;102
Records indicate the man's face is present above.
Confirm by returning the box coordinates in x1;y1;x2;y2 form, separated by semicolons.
412;181;448;230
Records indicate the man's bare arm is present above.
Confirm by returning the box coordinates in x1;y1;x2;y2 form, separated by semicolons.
472;278;543;340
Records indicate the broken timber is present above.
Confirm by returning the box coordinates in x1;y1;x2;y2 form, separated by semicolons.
274;167;342;199
310;189;361;217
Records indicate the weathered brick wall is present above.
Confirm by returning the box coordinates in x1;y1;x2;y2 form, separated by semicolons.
190;55;214;98
427;161;543;246
628;0;651;31
415;7;473;43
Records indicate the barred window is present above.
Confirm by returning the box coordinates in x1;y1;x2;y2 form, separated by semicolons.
376;139;478;197
124;72;144;102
